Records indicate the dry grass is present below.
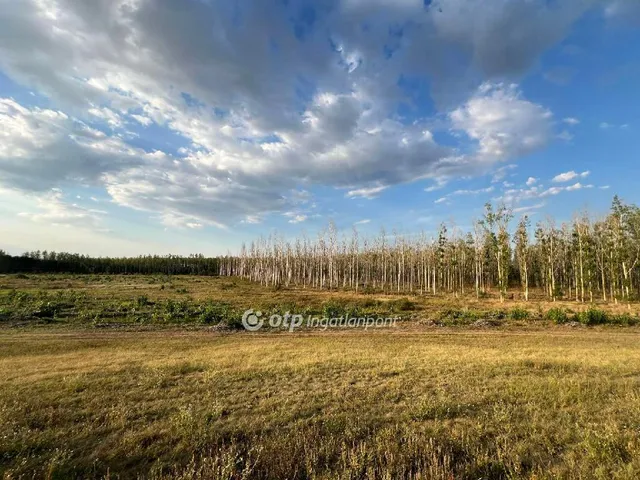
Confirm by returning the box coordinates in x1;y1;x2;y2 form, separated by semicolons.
1;328;640;479
0;274;638;328
1;274;640;478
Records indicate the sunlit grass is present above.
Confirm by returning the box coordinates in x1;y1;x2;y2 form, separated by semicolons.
1;328;640;478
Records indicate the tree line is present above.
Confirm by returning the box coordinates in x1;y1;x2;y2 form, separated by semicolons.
0;251;220;276
220;197;640;303
3;197;639;303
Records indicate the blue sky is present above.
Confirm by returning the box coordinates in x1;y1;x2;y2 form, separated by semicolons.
0;0;639;256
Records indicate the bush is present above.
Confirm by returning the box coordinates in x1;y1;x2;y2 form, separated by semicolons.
136;295;150;307
361;298;381;309
389;297;416;312
577;308;608;326
509;308;530;320
322;300;361;319
486;309;507;320
546;308;569;324
197;302;234;325
609;313;639;326
438;309;481;325
31;301;60;320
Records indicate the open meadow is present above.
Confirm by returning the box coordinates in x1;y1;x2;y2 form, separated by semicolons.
1;274;640;479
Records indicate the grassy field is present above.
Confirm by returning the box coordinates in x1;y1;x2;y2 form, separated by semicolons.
1;273;639;328
1;275;640;479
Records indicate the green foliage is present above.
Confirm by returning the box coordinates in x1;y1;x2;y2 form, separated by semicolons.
361;298;382;309
28;301;61;321
546;308;569;324
195;302;238;327
486;309;507;320
322;300;362;319
136;295;150;307
389;297;416;312
577;308;608;326
438;308;481;325
509;307;530;320
609;313;639;326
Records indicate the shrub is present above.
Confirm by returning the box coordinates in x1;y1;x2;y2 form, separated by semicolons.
389;297;416;312
136;295;150;307
31;301;60;320
609;313;639;326
438;309;481;325
322;300;362;319
361;298;381;309
197;302;234;325
322;301;345;318
546;308;569;324
577;308;608;326
509;308;530;320
486;309;507;320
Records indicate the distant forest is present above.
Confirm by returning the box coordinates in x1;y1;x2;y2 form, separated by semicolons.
3;197;640;303
0;252;220;276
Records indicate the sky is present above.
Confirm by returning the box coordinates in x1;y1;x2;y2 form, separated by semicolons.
1;0;639;256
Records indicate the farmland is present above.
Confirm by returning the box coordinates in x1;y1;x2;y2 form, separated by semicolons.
1;274;640;478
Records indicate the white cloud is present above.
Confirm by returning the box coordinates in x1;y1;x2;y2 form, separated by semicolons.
0;98;145;191
285;213;308;224
566;182;594;192
346;185;388;200
450;83;552;166
552;170;590;183
557;130;574;142
600;122;630;130
0;0;620;231
451;186;495;196
491;164;517;183
88;107;122;128
434;185;494;204
513;202;545;214
242;215;262;225
17;189;106;229
130;114;153;126
526;177;537;186
424;177;448;192
563;117;580;125
499;180;595;205
354;219;371;225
